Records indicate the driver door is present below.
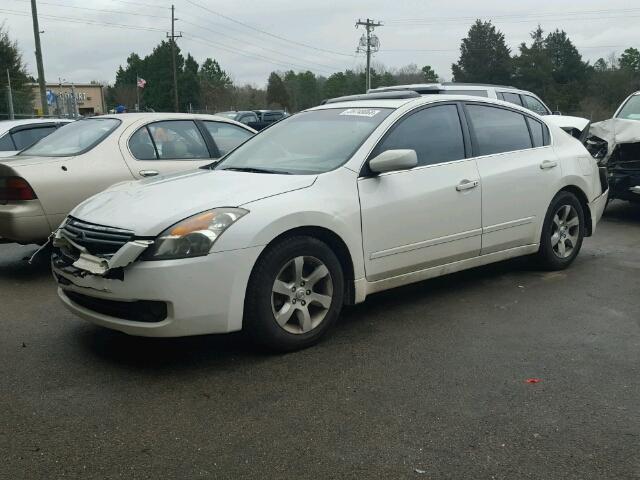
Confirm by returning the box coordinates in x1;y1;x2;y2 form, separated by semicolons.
358;104;482;281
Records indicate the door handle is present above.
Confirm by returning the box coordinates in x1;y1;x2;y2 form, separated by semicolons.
456;179;479;191
139;170;159;177
540;160;558;170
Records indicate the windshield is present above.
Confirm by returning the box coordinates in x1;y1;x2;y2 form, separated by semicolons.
20;118;121;156
616;95;640;120
216;107;393;174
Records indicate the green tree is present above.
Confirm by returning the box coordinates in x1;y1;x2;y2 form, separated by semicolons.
619;47;640;72
513;27;554;100
593;58;609;72
266;72;290;110
199;58;232;112
544;29;589;112
180;53;200;112
452;20;512;84
421;65;438;82
0;26;34;116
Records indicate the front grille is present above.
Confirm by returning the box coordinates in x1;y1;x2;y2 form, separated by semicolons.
65;291;167;323
62;217;134;257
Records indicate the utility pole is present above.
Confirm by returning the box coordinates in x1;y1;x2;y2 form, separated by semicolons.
355;18;382;92
30;0;49;116
167;4;182;112
6;70;15;120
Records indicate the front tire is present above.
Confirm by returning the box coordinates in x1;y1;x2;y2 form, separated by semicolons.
536;191;585;270
244;236;344;352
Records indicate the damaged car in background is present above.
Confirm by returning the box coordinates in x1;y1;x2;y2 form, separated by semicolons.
586;91;640;203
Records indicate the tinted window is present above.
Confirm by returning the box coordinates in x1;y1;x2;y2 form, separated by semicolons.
129;127;157;160
204;122;253;157
501;92;523;106
148;121;209;160
467;105;532;156
373;105;465;167
0;133;15;151
12;126;56;150
444;89;488;97
526;117;547;148
522;95;549;115
264;112;283;122
21;118;120;157
239;114;257;124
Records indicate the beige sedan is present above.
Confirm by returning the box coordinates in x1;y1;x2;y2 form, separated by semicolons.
0;113;255;244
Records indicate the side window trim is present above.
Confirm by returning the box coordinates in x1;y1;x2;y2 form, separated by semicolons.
462;101;538;158
360;102;468;177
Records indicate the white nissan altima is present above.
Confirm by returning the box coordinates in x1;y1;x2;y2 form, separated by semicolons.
52;92;609;351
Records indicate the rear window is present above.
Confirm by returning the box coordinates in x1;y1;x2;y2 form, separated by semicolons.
21;118;120;157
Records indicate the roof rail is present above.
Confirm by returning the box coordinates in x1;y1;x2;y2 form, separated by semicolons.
323;90;421;104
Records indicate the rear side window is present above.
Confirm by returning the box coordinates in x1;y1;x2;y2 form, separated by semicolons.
500;92;523;106
526;117;549;148
0;133;15;151
444;90;488;97
522;95;549;115
12;126;57;150
466;104;532;156
373;105;466;167
147;121;209;160
129;127;157;160
203;122;253;157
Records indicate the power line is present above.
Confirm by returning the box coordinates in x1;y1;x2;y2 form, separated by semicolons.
386;14;640;27
178;18;344;72
183;0;355;58
8;0;168;19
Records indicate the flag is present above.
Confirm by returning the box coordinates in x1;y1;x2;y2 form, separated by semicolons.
137;77;147;88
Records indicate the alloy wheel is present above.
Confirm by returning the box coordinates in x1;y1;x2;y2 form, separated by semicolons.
271;256;333;334
551;204;580;259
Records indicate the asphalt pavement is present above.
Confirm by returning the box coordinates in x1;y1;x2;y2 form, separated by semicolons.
1;201;639;479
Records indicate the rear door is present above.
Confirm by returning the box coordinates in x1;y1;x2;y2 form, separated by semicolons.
464;102;561;254
123;120;215;179
358;103;482;281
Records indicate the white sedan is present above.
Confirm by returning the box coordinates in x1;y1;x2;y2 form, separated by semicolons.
0;113;255;244
52;94;608;351
0;118;73;157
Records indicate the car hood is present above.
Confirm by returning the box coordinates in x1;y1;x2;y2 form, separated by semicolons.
71;168;317;236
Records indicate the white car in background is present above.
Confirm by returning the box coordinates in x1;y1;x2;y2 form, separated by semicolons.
0;113;255;244
0;118;73;157
52;93;608;351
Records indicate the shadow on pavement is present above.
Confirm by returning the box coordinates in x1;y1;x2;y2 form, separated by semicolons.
0;243;51;281
603;199;640;222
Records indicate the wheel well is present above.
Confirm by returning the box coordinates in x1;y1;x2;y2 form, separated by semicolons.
259;226;356;305
560;185;592;236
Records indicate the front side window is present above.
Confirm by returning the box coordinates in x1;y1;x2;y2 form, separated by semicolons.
466;104;532;156
0;133;15;151
147;120;209;160
372;105;465;167
501;92;523;106
12;126;56;150
216;107;393;175
522;95;549;115
21;118;120;157
204;122;253;157
616;95;640;120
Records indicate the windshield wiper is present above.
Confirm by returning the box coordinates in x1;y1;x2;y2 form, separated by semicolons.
221;167;291;174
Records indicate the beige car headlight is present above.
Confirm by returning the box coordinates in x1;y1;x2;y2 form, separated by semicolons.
145;208;248;260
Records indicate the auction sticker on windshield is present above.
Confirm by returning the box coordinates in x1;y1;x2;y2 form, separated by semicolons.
339;108;381;117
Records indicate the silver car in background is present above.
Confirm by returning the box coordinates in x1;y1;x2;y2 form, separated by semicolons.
0;113;255;244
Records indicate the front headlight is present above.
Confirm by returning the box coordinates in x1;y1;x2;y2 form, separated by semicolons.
145;208;248;260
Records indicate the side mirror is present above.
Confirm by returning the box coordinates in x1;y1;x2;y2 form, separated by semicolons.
369;149;418;174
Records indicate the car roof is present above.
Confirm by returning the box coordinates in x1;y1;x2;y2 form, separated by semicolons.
94;112;257;133
0;118;72;134
312;94;524;110
370;82;535;95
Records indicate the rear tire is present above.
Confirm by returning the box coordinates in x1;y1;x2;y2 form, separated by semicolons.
535;191;585;270
244;236;344;352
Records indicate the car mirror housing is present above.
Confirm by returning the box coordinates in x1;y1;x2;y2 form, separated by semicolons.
368;149;418;174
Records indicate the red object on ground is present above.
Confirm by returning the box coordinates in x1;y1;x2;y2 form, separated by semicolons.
526;378;542;384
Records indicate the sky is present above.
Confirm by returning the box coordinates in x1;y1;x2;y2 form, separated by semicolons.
2;0;639;87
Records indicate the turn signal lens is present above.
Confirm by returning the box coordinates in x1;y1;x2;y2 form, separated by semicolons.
0;177;37;202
